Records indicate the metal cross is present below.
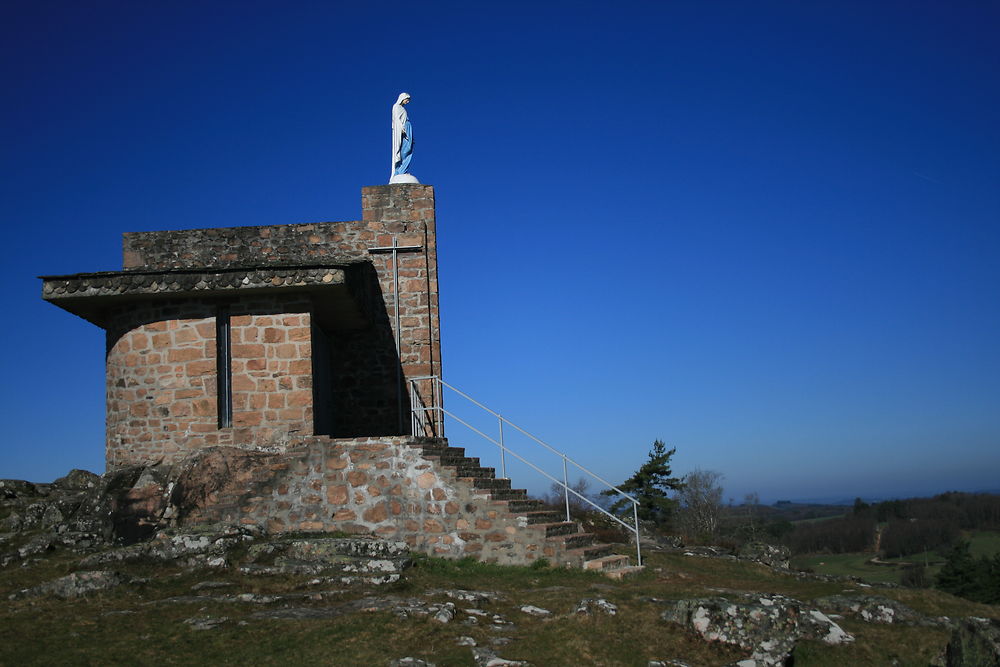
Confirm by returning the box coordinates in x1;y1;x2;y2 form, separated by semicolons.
368;236;424;432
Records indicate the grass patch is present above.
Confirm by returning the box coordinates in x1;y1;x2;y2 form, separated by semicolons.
791;552;902;585
1;545;997;665
968;530;1000;558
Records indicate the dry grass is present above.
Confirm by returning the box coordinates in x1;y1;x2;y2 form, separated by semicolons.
1;544;997;666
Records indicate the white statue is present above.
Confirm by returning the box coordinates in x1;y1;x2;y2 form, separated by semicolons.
389;92;419;184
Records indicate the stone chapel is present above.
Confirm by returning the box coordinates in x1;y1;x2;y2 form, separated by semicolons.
40;185;637;573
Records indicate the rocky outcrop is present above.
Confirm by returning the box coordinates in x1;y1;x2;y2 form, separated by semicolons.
812;593;950;627
240;536;410;584
737;542;790;570
661;593;853;666
9;570;132;600
945;617;1000;667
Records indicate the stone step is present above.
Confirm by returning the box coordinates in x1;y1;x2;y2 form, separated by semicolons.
409;442;452;455
437;447;468;458
583;554;630;572
517;510;565;525
471;477;511;490
438;455;480;468
537;521;579;538
546;531;598;551
603;565;644;580
455;466;494;478
484;487;528;501
501;498;544;513
561;542;613;565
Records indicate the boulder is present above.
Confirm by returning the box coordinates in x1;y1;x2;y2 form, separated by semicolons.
812;594;947;627
945;617;1000;666
737;542;791;570
9;570;130;600
573;598;618;616
661;593;853;665
0;479;40;499
51;469;100;492
240;536;410;581
79;529;252;568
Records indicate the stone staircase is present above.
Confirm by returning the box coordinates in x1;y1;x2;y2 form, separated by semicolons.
411;440;643;579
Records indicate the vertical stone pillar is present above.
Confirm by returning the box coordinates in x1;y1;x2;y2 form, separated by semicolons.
361;185;443;436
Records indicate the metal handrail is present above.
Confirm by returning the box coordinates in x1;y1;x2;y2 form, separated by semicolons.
408;375;642;566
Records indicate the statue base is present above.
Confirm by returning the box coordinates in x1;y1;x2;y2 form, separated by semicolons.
389;173;420;184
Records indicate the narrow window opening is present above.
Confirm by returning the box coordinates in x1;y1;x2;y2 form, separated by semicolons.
216;306;232;428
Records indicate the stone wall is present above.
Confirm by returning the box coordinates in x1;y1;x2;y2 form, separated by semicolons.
179;439;554;565
119;184;442;437
105;295;314;468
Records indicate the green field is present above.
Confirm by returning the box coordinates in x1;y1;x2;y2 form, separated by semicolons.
793;530;1000;586
791;552;904;584
968;530;1000;558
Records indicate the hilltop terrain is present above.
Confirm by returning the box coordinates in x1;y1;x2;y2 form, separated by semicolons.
2;470;999;665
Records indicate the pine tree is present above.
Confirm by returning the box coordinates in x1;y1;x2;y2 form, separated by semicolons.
602;440;682;528
936;541;979;600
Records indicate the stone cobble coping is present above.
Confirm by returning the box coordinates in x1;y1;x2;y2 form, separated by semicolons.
40;264;355;300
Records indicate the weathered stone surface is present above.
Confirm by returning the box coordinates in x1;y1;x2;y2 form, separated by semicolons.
184;615;228;631
432;602;456;624
519;605;552;617
661;594;853;666
79;529;251;568
573;598;618;616
812;594;947;627
945;617;1000;666
737;542;791;570
389;658;436;667
0;479;42;499
471;647;529;666
240;536;410;581
9;570;131;600
427;589;506;603
51;469;101;491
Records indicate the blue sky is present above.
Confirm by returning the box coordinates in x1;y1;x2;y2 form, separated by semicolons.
2;1;998;503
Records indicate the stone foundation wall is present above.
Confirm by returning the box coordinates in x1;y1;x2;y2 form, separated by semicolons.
105;296;313;468
180;439;552;565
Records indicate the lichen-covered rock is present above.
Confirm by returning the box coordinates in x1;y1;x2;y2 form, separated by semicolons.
239;536;410;582
682;546;734;558
661;594;853;665
389;658;436;667
519;605;551;617
79;529;251;568
51;469;101;492
573;598;618;616
812;594;947;627
737;542;791;570
471;647;529;666
945;617;1000;666
0;479;41;500
184;615;228;631
9;570;130;600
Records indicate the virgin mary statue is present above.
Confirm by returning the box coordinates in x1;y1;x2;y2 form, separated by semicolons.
390;92;418;183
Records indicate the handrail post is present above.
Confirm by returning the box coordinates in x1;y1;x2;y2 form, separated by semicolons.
409;381;416;434
498;414;506;479
632;502;642;566
436;376;444;437
562;455;570;522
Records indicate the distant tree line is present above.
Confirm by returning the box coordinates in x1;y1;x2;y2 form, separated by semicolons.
777;493;1000;558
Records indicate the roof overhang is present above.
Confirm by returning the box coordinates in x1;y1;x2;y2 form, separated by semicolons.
40;262;372;331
